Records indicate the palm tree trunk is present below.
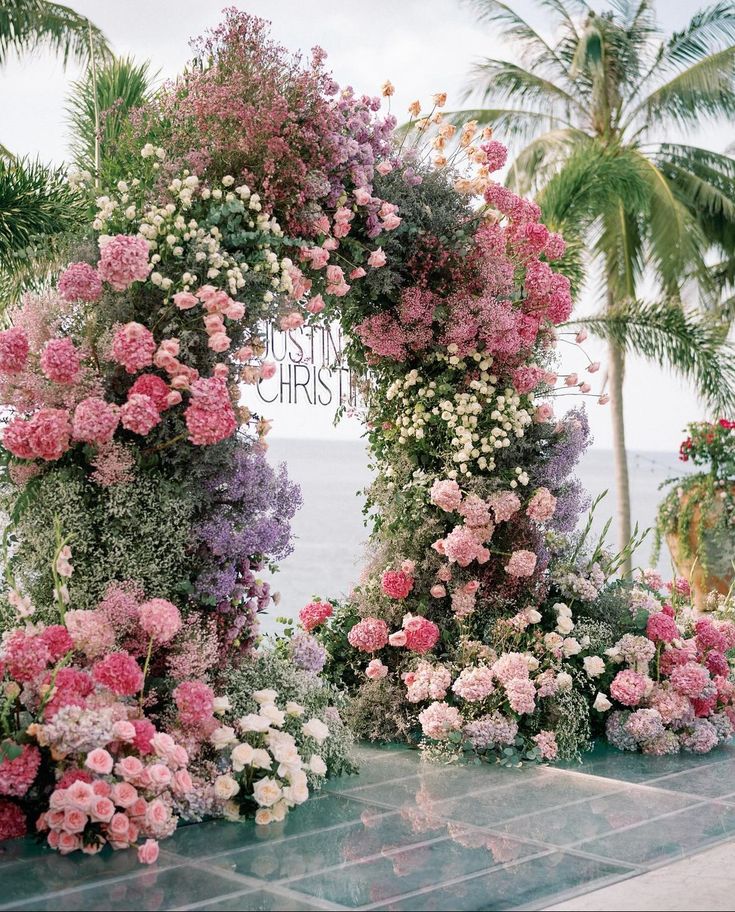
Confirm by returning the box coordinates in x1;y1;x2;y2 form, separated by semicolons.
607;321;633;578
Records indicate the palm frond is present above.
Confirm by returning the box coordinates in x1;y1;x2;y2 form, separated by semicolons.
573;300;735;414
65;55;158;177
444;107;576;147
0;0;110;68
505;127;585;195
464;59;585;113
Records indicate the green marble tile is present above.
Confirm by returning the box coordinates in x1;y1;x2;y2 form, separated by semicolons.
166;795;383;862
646;759;735;799
434;769;622;829
0;836;52;868
497;784;698;847
285;832;540;906
559;741;735;784
180;887;331;911
209;808;452;883
576;800;735;866
384;851;634;911
10;864;252;911
325;749;421;792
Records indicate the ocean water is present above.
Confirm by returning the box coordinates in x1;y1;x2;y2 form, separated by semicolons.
262;438;691;629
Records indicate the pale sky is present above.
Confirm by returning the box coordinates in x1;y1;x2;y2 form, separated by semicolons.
1;0;731;450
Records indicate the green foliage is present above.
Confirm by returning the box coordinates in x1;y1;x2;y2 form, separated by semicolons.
0;0;110;69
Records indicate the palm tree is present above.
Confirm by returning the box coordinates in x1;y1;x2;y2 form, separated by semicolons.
0;0;108;70
455;0;735;573
65;56;157;182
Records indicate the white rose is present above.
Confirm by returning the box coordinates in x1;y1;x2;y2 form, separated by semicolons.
285;701;305;717
213;696;231;715
214;775;240;800
555;672;573;692
556;616;575;635
253;689;278;705
239;714;271;733
309;755;327;776
253;777;282;808
526;609;542;624
562;637;582;657
259;703;286;728
255;808;274;826
272;744;300;766
222;800;241;822
284;783;309;806
544;632;563;650
554;602;572;617
583;656;606;678
251;748;273;770
270;799;288;822
593;692;612;712
302;718;330;744
525;655;539;671
231;743;255;772
210;726;237;750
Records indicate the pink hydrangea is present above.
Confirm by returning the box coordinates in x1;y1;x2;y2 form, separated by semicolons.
418;701;463;739
381;570;414;600
441;526;490;567
97;235;151;291
610;669;650;707
403;615;440;654
646;612;679;644
0;744;41;798
91;652;144;696
459;494;492;528
670;662;710;699
526;488;557;523
64;610;116;658
403;661;452;703
430;479;462;512
173;680;215;727
128;375;171;412
505;678;536;714
111;322;156;374
347;617;389;653
505;550;538;578
487;491;521;523
120;394;161;435
680;720;719;754
299;601;333;631
58;262;103;302
2;629;51;682
131;719;156;755
533;731;558;760
185;378;237;446
452;665;495;701
0;328;29;374
492;652;530;684
0;799;26;841
39;625;74;662
26;409;72;461
3;418;35;459
138;599;182;644
72;397;120;445
694;617;727;652
40;338;81;384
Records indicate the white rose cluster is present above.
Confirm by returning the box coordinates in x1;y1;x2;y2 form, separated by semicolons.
211;687;330;827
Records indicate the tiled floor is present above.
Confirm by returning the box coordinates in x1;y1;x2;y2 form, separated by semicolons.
4;742;735;911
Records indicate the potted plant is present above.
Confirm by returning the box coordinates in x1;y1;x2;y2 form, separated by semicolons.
654;419;735;610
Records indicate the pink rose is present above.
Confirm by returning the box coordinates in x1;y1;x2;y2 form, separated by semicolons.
129;797;148;818
145;799;169;828
89;797;115;823
116;756;144;781
85;748;114;776
112;720;136;742
108;812;132;842
173;292;199;310
138;838;160;865
368;248;387;268
208;332;231;353
389;631;407;647
225;301;245;320
92;780;112;798
173;769;193;794
148;764;172;788
354;188;372;205
57;831;81;855
366;659;388;680
111;782;138;809
66;780;94;810
260;362;277;380
430;584;446;598
306;294;325;314
62;808;87;834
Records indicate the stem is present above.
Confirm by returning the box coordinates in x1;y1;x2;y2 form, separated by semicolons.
87;19;101;188
142;432;187;456
607;288;633;578
139;636;154;709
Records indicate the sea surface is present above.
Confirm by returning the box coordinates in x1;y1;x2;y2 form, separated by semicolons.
261;438;692;630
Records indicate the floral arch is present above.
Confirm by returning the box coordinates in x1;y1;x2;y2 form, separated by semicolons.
0;10;733;859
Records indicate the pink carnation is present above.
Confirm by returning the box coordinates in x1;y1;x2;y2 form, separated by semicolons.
430;479;462;512
526;488;557;523
0;744;41;798
128;375;171;412
40;338;81;384
72;397;120;445
381;570;414;600
646;612;679;644
299;601;333;632
120;394;161;435
505;550;538;578
98;235;151;291
58;262;102;302
0;328;29;374
610;669;650;707
173;680;215;727
418;701;463;740
92;652;143;696
26;409;72;461
111;322;156;374
138;599;182;644
403;615;440;654
185;378;237;446
670;662;711;699
442;526;490;567
347;617;389;653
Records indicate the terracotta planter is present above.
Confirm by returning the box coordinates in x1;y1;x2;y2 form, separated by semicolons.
666;484;735;611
